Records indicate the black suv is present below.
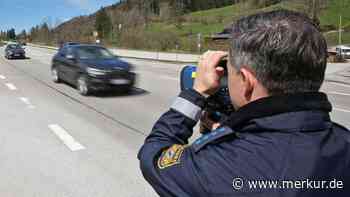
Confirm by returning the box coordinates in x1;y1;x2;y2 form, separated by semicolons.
51;44;136;95
5;44;26;59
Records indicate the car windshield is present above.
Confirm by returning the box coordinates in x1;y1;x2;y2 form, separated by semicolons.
9;44;22;49
77;47;114;59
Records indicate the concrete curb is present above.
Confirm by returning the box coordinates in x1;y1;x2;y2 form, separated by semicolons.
325;79;350;85
325;67;350;85
27;43;200;63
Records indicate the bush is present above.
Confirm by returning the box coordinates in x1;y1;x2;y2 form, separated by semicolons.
118;28;179;51
320;24;337;32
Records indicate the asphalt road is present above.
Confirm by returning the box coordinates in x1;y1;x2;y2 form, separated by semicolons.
0;46;349;197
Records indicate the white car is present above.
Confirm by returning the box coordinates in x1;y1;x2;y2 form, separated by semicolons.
335;45;350;59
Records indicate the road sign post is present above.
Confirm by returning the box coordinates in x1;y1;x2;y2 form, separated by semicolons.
197;33;202;53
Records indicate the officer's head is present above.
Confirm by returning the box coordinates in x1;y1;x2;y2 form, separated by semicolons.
227;10;327;109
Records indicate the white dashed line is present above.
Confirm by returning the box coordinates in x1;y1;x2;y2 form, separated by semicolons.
49;124;86;151
328;91;350;97
5;83;17;90
19;97;36;109
0;75;6;79
334;108;350;113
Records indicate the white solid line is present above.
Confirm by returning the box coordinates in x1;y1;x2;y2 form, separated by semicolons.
334;108;350;113
0;75;6;79
328;91;350;96
19;97;36;109
5;83;17;90
49;124;86;151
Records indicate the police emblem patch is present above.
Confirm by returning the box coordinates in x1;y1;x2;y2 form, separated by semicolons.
158;144;185;169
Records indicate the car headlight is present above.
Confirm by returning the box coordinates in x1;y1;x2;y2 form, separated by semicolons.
87;67;111;76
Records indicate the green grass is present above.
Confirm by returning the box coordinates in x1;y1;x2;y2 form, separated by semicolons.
148;0;350;36
127;0;350;52
151;1;309;38
319;0;350;28
324;31;350;46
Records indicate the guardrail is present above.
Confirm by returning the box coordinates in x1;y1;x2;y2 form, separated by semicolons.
26;43;200;63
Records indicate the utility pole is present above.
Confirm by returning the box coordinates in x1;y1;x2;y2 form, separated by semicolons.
339;14;342;45
312;0;316;20
338;0;343;45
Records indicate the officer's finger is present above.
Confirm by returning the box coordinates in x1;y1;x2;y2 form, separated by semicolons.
198;51;211;69
207;51;228;70
200;51;213;68
212;123;221;130
216;67;225;77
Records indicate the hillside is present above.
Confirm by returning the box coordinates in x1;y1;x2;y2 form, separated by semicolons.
26;0;350;52
146;0;350;51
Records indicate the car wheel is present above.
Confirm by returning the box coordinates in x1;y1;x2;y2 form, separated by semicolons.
51;67;61;83
119;85;133;94
77;75;90;96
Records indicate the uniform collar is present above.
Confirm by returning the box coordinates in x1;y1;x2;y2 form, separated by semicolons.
223;92;332;131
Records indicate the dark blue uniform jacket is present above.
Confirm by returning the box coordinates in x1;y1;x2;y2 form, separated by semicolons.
138;90;350;197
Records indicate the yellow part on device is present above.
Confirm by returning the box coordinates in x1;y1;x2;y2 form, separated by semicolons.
192;72;197;78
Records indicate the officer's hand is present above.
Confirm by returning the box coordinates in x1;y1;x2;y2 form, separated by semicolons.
194;51;228;97
199;111;221;134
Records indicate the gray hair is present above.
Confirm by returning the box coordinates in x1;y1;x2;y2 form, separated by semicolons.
229;10;328;95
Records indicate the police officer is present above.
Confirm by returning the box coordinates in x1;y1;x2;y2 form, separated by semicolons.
138;10;350;197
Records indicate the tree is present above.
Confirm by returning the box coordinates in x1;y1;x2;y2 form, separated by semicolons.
7;28;16;40
40;23;51;44
95;7;112;40
17;29;27;41
0;30;7;40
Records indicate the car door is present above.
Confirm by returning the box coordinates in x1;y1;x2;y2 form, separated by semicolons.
5;45;12;55
54;46;69;81
63;47;80;84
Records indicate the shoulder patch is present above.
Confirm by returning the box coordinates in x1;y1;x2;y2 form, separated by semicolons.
158;144;185;169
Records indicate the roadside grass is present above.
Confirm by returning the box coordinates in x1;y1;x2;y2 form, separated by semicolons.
319;0;350;28
325;31;350;46
145;0;350;50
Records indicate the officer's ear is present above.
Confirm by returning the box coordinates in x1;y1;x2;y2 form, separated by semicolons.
239;66;257;102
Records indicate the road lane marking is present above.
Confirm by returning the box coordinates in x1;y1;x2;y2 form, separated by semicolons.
0;75;6;79
19;97;36;109
5;83;17;90
328;91;350;97
49;124;86;151
334;108;350;113
160;75;179;81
